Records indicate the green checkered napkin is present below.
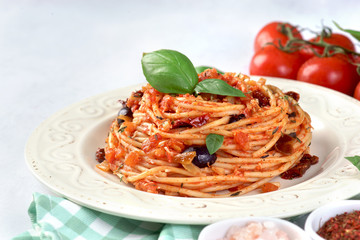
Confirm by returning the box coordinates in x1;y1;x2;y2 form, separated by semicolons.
13;193;203;240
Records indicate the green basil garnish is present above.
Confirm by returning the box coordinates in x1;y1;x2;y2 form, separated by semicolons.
206;133;224;155
333;21;360;42
194;78;246;97
141;49;245;97
195;66;224;74
345;155;360;170
141;49;198;94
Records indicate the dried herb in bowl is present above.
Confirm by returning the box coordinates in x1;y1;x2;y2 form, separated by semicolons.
317;210;360;240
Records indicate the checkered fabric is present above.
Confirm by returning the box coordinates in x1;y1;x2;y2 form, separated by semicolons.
13;193;203;240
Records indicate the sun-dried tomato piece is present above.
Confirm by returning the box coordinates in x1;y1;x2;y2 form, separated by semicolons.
252;90;270;107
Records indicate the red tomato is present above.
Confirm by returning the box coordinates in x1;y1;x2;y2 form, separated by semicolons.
105;147;116;163
124;151;140;167
300;33;356;61
249;45;305;79
234;130;249;151
261;182;279;193
254;21;302;52
354;81;360;100
297;55;359;95
142;133;162;153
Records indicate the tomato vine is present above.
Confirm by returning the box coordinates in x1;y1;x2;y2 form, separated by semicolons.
250;21;360;96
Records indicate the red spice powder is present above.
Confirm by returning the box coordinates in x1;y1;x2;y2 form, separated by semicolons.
317;210;360;240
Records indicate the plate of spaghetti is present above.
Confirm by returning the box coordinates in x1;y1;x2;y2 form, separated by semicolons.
25;50;360;224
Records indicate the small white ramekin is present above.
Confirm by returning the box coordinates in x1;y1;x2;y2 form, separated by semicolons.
199;216;310;240
304;200;360;240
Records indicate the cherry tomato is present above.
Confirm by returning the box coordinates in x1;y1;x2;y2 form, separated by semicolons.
249;45;305;79
300;33;356;61
354;81;360;101
254;21;303;52
297;55;359;95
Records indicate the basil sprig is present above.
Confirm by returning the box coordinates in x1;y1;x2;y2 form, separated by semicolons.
345;155;360;171
141;49;198;94
141;49;241;156
141;49;245;97
206;134;224;155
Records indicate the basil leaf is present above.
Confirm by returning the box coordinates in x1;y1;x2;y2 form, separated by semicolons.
345;155;360;170
194;78;245;97
195;66;224;74
333;21;360;42
141;49;198;94
206;133;224;155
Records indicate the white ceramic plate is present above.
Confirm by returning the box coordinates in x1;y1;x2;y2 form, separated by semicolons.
25;77;360;225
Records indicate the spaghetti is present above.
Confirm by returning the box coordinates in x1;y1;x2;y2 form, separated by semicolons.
96;69;314;198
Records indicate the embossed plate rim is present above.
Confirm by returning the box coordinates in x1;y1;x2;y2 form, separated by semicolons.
25;77;360;224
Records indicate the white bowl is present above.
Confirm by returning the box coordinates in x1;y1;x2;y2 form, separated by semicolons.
198;216;310;240
304;200;360;240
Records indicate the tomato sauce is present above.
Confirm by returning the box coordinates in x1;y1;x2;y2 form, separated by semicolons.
142;133;162;153
233;130;250;151
261;182;280;193
134;179;159;194
124;152;141;167
189;114;210;128
198;68;222;82
159;95;175;112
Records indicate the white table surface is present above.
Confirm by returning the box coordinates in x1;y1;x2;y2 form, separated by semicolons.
1;0;359;238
